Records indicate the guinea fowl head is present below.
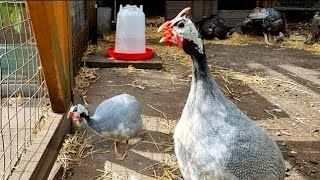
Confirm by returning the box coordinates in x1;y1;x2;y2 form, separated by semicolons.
158;7;204;55
67;104;89;122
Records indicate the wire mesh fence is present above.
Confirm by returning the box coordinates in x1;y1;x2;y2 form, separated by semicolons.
0;1;51;179
70;0;89;75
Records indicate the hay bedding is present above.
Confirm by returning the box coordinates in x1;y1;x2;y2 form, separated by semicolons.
204;32;320;53
211;66;314;99
58;130;94;179
280;35;320;54
204;32;263;46
74;67;99;93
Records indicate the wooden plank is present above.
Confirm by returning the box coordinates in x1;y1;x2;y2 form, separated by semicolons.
274;7;318;11
53;1;73;106
86;54;163;70
203;0;218;17
10;113;71;180
26;1;71;113
165;1;193;20
166;1;192;10
218;10;250;18
30;114;71;180
166;10;186;20
218;10;251;27
192;0;204;22
88;0;97;44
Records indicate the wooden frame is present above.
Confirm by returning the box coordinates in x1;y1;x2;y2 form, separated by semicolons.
26;1;72;113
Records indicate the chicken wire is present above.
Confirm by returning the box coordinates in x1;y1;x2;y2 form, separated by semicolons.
70;0;89;74
0;1;50;179
274;0;320;9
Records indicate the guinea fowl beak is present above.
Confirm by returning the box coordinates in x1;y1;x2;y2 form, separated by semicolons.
67;112;73;119
158;21;172;33
158;7;191;48
158;21;180;47
67;111;82;122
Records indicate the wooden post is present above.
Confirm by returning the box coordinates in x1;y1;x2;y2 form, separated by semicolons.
88;0;97;44
192;0;204;22
26;1;72;113
212;0;218;15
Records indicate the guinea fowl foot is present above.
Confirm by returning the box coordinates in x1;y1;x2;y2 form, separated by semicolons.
114;140;129;160
264;32;273;46
116;150;129;160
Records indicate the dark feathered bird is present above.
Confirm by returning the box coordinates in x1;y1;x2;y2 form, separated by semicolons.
196;15;232;40
231;7;287;45
158;7;285;179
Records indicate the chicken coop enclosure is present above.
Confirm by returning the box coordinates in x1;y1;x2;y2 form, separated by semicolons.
0;1;91;179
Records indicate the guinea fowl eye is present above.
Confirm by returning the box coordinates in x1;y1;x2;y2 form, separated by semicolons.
178;22;185;28
73;106;78;112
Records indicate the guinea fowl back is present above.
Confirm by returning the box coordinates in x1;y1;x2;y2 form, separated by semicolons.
88;94;143;140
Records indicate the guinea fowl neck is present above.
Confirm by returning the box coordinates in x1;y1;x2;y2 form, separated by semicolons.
182;40;211;82
80;113;91;123
183;40;223;106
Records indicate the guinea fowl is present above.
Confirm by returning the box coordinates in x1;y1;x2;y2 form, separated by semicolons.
67;93;143;160
305;11;320;45
158;7;285;179
234;7;287;45
196;15;232;40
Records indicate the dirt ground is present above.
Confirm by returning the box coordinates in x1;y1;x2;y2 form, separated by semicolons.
57;34;320;179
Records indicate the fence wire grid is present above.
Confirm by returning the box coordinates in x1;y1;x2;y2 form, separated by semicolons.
70;0;89;75
0;1;51;179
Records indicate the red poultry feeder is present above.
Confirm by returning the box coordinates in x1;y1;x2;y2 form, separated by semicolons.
107;47;153;61
107;4;153;61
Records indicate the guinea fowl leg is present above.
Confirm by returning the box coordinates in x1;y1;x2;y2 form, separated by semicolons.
114;140;129;160
114;141;122;158
263;32;272;45
117;140;129;160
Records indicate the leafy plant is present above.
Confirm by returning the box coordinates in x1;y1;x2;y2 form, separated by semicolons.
0;2;22;33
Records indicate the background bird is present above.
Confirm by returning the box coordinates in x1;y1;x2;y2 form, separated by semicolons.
67;93;143;160
231;7;287;45
158;7;285;180
305;11;320;45
196;15;232;40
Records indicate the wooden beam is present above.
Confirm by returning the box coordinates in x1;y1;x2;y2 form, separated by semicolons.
26;1;71;113
30;113;71;180
88;0;97;44
192;0;204;22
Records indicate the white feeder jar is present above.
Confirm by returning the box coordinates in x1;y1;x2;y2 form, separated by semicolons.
115;4;146;54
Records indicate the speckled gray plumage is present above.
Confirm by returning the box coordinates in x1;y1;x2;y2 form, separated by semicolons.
86;93;143;141
172;23;285;180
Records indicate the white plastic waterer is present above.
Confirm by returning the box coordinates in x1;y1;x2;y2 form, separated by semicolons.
115;4;145;53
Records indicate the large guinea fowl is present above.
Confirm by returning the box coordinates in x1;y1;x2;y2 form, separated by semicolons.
196;15;232;40
233;7;287;45
67;93;143;160
158;7;285;179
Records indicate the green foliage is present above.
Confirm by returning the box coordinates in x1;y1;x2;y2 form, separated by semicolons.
0;2;22;33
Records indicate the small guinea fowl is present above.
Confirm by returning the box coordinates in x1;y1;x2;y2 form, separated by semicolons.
67;93;143;160
159;7;285;179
